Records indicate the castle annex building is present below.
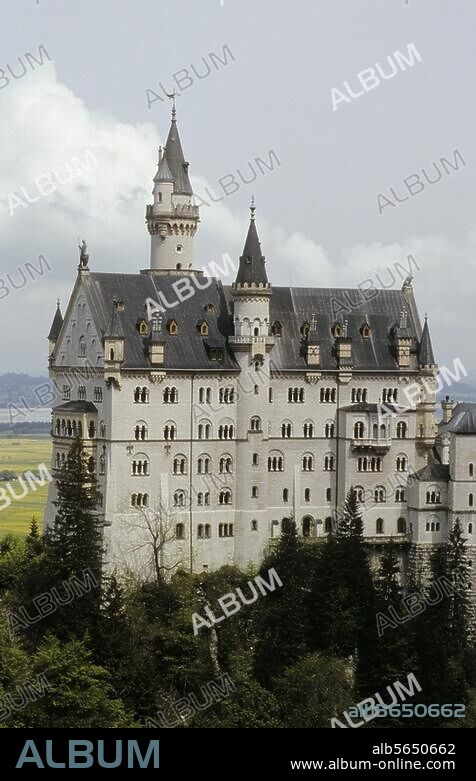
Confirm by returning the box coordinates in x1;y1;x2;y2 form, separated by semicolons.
44;110;476;580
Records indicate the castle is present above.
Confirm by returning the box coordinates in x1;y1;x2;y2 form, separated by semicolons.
44;109;476;586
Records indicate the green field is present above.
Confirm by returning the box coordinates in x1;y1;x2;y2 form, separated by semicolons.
0;438;52;537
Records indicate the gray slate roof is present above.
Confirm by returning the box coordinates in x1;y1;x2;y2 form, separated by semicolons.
54;401;98;413
80;272;238;371
439;403;476;435
67;273;425;373
411;463;450;482
419;317;436;366
235;217;268;285
163;120;193;195
48;302;63;341
225;285;423;372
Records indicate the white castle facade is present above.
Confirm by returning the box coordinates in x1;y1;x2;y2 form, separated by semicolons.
44;111;476;586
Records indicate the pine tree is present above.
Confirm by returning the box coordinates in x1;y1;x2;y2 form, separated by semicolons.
253;519;313;687
40;436;103;639
25;517;43;560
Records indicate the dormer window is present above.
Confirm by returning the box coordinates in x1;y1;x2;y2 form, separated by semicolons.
361;322;371;338
205;303;215;314
332;322;342;338
176;245;183;254
168;320;178;335
272;321;282;337
137;319;148;335
198;321;209;336
300;322;310;337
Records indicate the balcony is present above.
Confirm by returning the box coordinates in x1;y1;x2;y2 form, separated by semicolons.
351;437;391;454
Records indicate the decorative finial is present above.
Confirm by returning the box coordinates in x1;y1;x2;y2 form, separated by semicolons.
166;91;178;120
158;145;162;163
56;298;60;308
250;195;256;220
343;319;349;337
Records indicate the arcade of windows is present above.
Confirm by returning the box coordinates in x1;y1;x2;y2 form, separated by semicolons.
320;387;337;403
288;387;304;403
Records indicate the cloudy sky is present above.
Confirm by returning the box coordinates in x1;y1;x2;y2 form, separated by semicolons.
0;0;474;379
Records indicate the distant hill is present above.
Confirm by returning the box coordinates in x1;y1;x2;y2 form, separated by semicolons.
0;373;49;407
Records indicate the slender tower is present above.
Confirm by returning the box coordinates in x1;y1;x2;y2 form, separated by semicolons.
146;99;200;272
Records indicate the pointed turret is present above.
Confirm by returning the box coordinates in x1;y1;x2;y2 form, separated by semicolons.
163;115;193;195
235;199;268;286
146;106;199;272
419;316;436;367
47;300;63;357
153;147;174;183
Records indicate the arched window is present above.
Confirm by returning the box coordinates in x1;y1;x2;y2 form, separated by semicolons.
197;524;204;539
205;524;211;538
134;422;147;441
173;455;187;475
168;320;178;335
198;421;211;440
250;416;262;432
164;421;176;440
283;488;289;502
395;487;405;502
281;421;292;438
251;519;258;531
197;455;211;474
219;489;232;505
175;523;184;539
397;517;407;534
470;493;474;507
303;421;314;438
469;523;473;534
426;487;441;504
396;455;407;472
218;423;234;440
324;454;334;471
302;516;313;537
252;453;259;466
353;421;364;439
354;486;365;503
163;386;178;404
361;322;371;338
173;490;186;507
302;454;314;472
396;421;407;439
219;455;232;474
134;386;149;403
325;421;334;438
272;321;282;336
268;452;284;472
87;457;95;474
324;517;333;533
99;453;105;475
470;463;474;477
376;518;384;535
131;456;149;476
374;486;386;503
79;336;86;357
251;486;258;498
305;488;311;503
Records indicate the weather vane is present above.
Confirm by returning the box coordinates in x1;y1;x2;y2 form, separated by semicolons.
166;90;179;119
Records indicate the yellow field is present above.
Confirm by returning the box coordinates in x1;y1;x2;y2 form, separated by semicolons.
0;438;52;537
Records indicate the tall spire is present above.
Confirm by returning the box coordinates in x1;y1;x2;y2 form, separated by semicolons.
162;105;192;195
235;200;268;285
419;315;436;366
